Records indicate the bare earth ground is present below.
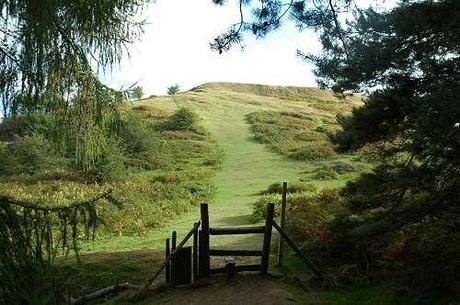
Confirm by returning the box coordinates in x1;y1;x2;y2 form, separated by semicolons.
112;274;322;305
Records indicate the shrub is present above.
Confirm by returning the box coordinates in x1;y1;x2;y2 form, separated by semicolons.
162;107;198;131
251;193;280;222
251;189;342;225
0;113;54;141
0;135;67;176
246;110;338;161
286;189;342;241
313;167;338;180
331;161;356;173
96;140;126;182
119;115;158;154
290;142;336;160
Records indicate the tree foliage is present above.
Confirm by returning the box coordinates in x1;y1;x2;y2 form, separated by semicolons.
210;0;354;55
0;191;122;304
323;0;460;242
127;85;144;100
0;0;151;171
167;83;180;96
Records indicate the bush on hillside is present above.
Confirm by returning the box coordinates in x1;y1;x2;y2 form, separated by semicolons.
251;188;342;225
0;113;55;141
312;166;338;180
286;189;342;241
162;107;198;131
290;142;336;160
119;115;158;155
246;111;338;161
94;140;127;182
0;135;67;176
251;193;280;222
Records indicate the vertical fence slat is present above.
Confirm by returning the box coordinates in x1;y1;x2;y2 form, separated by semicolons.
199;203;210;278
193;222;198;282
171;231;177;287
261;202;274;274
165;238;171;284
278;181;288;266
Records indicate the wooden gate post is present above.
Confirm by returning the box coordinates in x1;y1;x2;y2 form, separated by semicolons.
171;231;177;287
199;202;210;278
165;238;171;284
261;202;274;274
278;181;288;266
193;222;198;282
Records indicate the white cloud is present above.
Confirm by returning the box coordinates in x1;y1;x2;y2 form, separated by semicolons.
101;0;322;96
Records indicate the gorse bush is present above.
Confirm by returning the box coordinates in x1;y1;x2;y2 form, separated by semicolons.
251;193;280;222
286;189;342;241
289;142;335;160
251;182;320;222
119;115;158;155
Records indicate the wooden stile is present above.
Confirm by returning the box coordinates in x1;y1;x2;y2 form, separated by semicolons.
152;197;330;289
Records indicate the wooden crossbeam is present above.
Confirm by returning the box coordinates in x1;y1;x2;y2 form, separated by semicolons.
209;249;263;256
209;226;265;235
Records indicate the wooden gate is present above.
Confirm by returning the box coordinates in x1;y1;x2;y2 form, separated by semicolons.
164;202;274;286
161;196;329;287
198;202;274;277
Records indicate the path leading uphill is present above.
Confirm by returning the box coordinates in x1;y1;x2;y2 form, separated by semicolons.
195;92;304;228
84;84;309;252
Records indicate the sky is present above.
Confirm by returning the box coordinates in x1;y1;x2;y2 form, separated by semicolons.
102;0;324;96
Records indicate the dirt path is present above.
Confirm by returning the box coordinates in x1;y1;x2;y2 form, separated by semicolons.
109;274;322;305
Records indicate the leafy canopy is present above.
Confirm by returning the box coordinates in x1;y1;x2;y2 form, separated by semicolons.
0;0;151;171
167;83;181;96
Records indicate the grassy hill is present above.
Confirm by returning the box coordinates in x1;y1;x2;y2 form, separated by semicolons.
82;82;370;251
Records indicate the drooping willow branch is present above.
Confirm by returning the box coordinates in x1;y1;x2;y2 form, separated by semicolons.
0;190;124;304
0;190;122;264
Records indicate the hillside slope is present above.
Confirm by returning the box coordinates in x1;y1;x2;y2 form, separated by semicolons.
83;82;365;253
136;82;363;233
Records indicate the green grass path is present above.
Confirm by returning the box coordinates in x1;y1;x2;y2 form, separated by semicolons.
198;97;304;227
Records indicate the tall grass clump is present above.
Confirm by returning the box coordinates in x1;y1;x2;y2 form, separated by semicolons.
246;111;336;161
